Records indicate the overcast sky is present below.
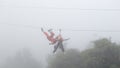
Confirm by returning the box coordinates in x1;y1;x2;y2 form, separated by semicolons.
0;0;120;67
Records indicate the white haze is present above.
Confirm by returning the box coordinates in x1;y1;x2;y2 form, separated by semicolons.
0;0;120;67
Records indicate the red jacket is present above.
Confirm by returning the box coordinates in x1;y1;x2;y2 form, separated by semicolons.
43;32;57;44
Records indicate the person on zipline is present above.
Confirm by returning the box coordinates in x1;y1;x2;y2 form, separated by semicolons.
53;29;70;53
41;28;70;53
41;28;57;45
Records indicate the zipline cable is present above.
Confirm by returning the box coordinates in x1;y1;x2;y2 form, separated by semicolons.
1;23;120;32
1;6;120;11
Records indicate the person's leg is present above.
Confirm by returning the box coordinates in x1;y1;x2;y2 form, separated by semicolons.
59;42;64;52
53;42;59;53
41;28;50;39
41;28;54;38
43;32;49;37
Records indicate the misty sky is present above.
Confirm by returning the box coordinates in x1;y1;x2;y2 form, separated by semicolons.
0;0;120;67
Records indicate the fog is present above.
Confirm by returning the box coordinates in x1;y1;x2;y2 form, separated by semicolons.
0;0;120;68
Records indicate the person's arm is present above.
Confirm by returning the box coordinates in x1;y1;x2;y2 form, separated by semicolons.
63;38;70;41
41;28;44;32
59;29;61;34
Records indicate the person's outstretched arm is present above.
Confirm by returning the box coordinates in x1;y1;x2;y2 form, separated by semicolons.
63;38;70;41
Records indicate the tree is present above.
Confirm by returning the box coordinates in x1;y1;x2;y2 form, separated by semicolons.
47;49;82;68
80;38;120;68
47;38;120;68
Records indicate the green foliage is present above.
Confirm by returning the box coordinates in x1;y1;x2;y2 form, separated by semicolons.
47;49;81;68
47;38;120;68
